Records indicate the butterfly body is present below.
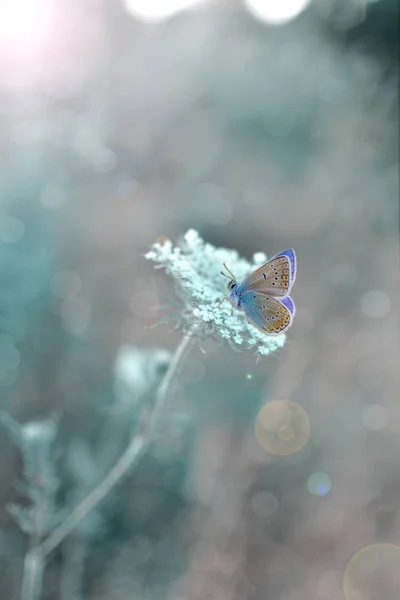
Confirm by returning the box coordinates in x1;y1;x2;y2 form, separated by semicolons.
226;281;241;310
222;249;297;336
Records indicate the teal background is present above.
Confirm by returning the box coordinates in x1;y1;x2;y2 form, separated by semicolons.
0;1;398;599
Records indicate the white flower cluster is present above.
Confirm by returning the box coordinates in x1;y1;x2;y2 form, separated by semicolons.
145;229;286;356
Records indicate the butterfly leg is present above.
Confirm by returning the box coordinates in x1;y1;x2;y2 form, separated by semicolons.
217;297;228;309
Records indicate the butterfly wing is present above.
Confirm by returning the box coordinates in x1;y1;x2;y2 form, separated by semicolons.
279;295;295;316
238;249;297;297
241;291;294;336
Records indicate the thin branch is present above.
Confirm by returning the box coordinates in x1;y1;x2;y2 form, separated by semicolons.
37;326;198;560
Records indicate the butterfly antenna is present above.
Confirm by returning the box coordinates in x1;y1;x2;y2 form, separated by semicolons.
222;263;236;281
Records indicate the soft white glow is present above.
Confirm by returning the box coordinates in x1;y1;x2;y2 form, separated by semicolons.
0;1;99;93
123;0;205;22
244;0;312;25
0;0;54;44
0;0;61;90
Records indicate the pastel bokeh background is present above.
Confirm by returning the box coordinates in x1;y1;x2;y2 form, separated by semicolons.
0;1;398;599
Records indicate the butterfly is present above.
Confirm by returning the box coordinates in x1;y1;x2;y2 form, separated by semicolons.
220;249;297;336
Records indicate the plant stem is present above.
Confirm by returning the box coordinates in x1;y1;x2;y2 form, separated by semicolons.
21;551;45;600
20;429;57;600
38;327;197;560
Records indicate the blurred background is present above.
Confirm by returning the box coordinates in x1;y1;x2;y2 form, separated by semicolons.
0;1;399;599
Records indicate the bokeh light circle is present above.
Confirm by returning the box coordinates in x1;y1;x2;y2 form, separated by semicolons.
343;544;400;600
360;289;391;319
307;472;332;497
255;400;310;456
0;217;26;243
245;0;312;25
123;0;204;23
